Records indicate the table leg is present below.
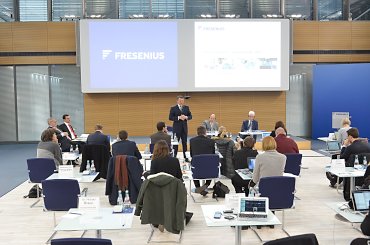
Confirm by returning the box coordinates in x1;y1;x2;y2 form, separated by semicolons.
96;230;101;238
235;226;241;245
350;177;354;198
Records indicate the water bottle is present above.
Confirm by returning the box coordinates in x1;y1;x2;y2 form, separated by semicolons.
117;190;123;206
249;187;255;197
215;143;219;154
90;160;96;174
354;155;359;165
363;156;368;168
123;190;131;208
75;145;79;154
144;143;150;154
70;145;73;153
86;160;91;173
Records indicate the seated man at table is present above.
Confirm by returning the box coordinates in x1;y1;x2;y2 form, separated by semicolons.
190;126;215;196
150;121;171;146
202;114;219;132
340;127;370;200
275;127;299;154
86;124;110;151
241;111;258;132
112;130;142;159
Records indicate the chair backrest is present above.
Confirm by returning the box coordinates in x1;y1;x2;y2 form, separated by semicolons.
42;179;80;211
81;144;110;179
27;158;56;183
259;176;295;210
284;153;302;176
51;238;112;245
350;238;370;245
191;154;220;179
263;233;319;245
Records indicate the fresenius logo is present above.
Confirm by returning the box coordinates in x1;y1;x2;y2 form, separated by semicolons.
102;49;112;60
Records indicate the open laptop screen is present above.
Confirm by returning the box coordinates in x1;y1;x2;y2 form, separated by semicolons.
240;197;268;213
248;157;256;172
352;190;370;212
327;141;341;151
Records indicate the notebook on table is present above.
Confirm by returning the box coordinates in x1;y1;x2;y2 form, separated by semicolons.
237;197;269;221
352;190;370;213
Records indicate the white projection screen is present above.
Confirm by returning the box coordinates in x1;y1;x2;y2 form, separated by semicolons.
80;19;291;93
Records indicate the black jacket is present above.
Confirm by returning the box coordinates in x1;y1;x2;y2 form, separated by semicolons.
105;156;143;205
80;144;110;179
233;147;258;170
112;140;142;159
87;131;110;151
214;137;235;178
168;105;192;135
150;156;183;180
340;140;370;164
361;214;370;236
190;135;215;157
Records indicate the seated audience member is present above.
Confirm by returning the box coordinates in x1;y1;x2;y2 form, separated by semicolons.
241;111;258;132
190;126;215;196
202;114;219;132
340;127;370;200
37;128;63;168
361;211;370;236
58;114;79;152
112;130;142;159
150;140;182;180
250;136;286;187
47;117;70;152
270;121;287;138
86;124;110;151
150;121;171;146
213;126;235;179
231;136;258;193
337;117;351;145
275;127;299;154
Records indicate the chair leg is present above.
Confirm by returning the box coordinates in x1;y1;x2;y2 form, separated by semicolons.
147;224;183;243
147;224;155;243
30;185;42;208
30;198;41;208
282;210;290;237
45;231;58;244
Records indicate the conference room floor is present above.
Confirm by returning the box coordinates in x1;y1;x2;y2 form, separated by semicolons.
0;150;366;245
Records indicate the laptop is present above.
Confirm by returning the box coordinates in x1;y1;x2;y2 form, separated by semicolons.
326;141;341;153
352;190;370;213
238;197;269;221
261;132;270;139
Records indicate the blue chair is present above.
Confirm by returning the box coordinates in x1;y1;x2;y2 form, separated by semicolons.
259;176;296;237
42;179;81;243
284;153;302;176
51;238;112;245
27;158;56;207
263;233;319;245
190;154;220;202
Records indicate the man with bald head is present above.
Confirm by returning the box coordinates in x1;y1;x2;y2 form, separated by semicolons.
274;127;299;154
202;114;219;132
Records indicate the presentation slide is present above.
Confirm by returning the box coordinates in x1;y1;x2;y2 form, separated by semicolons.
80;19;290;93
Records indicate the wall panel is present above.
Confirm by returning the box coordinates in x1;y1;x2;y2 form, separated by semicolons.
47;22;76;51
12;22;48;52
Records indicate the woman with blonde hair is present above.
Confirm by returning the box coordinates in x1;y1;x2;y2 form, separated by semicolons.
250;136;286;187
337;117;351;144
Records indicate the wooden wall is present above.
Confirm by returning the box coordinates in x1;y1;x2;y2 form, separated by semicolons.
84;92;286;136
1;21;370;135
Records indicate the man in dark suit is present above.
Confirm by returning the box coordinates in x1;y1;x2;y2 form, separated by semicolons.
169;95;192;161
112;130;142;159
47;117;70;151
57;114;79;152
241;110;259;132
190;126;215;196
150;121;171;146
340;127;370;200
86;124;110;151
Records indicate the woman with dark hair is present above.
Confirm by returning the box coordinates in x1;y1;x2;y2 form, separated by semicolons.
150;140;182;180
37;128;63;167
270;121;287;138
231;136;258;193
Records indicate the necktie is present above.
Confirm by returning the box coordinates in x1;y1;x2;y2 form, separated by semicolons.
68;124;77;138
179;106;182;112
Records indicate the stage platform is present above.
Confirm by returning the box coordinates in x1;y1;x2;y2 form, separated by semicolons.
129;135;311;151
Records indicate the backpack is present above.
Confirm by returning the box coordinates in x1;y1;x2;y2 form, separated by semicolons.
23;184;42;198
212;181;230;198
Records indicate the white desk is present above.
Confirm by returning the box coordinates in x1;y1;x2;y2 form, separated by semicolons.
318;137;336;142
236;169;297;181
201;205;281;245
62;152;80;161
47;172;99;183
55;207;134;238
327;202;365;223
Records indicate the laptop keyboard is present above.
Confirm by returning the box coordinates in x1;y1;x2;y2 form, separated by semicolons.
238;213;267;219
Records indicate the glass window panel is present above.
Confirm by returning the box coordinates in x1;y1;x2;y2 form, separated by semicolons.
184;0;216;18
86;0;118;19
119;0;151;18
19;0;47;21
52;0;82;21
0;66;16;141
285;0;312;20
16;66;50;141
50;65;84;136
318;0;342;20
219;0;248;18
351;0;370;21
0;0;14;22
252;0;280;18
151;0;184;19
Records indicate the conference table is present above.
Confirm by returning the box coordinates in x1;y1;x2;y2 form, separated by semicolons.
54;207;134;238
201;205;281;245
46;172;99;183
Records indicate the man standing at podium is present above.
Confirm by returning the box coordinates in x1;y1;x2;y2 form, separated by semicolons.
169;95;192;161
